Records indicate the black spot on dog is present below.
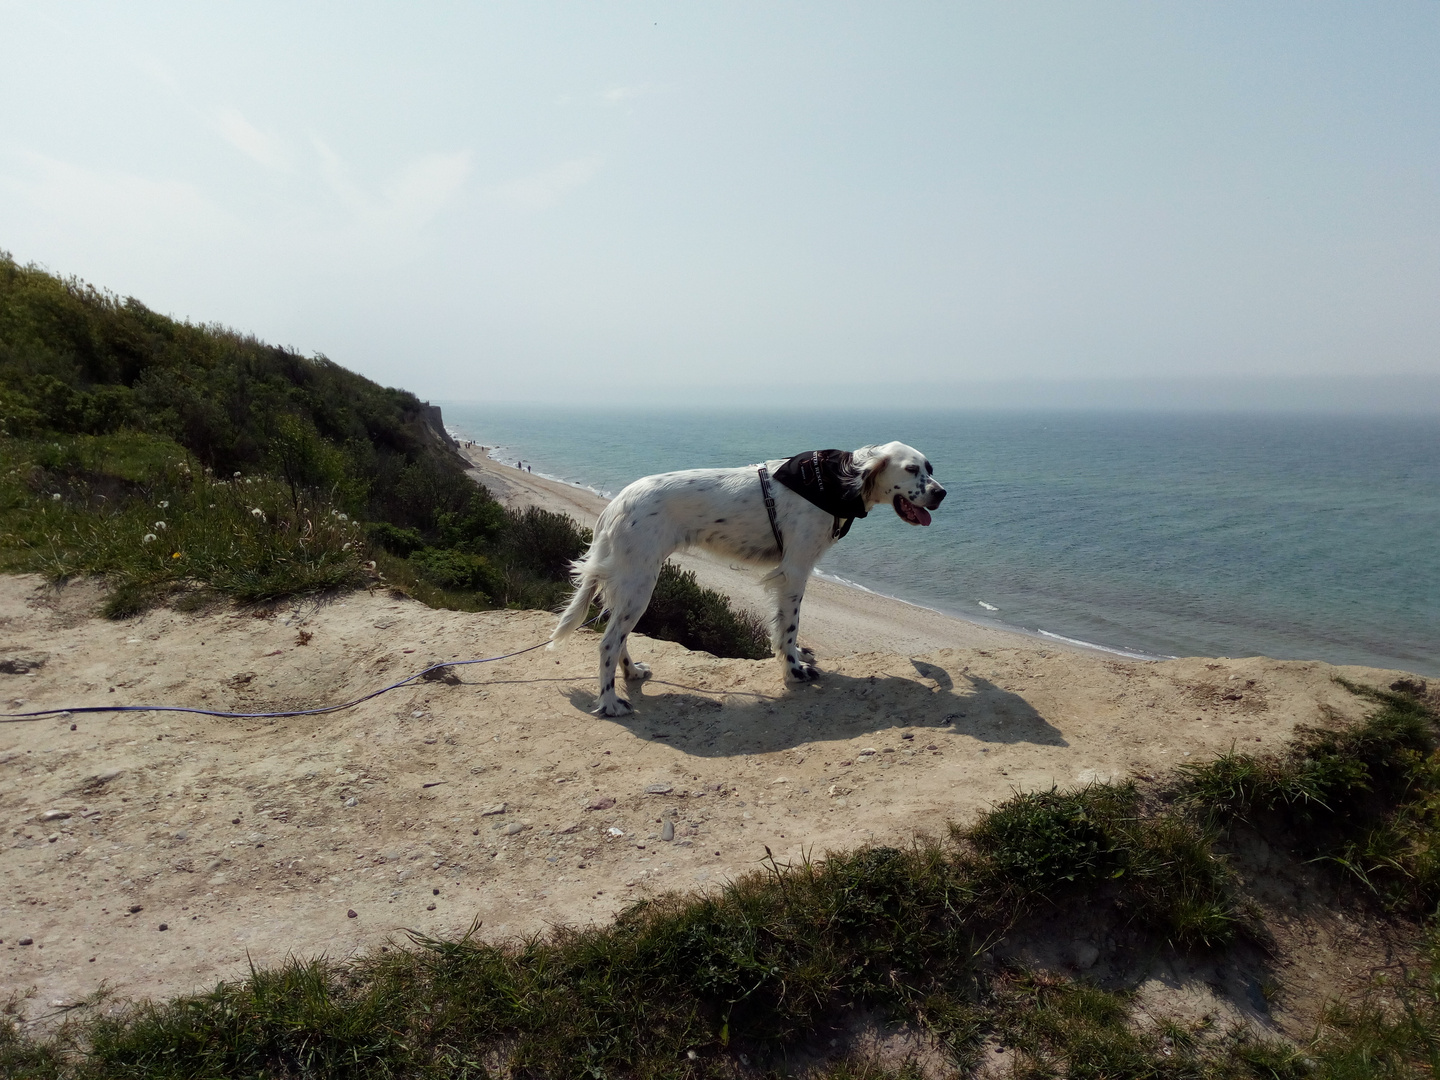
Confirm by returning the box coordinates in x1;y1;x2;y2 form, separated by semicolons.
786;624;796;633
713;518;726;524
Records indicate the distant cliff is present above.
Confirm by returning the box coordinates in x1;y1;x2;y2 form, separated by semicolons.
418;402;460;452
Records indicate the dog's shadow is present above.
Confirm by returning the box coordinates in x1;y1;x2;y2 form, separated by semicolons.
563;659;1067;757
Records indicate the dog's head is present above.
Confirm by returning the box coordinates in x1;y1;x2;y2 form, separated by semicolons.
854;442;946;525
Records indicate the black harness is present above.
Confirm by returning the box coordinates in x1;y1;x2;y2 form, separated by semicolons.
757;449;868;556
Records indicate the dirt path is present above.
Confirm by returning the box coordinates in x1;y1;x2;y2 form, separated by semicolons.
1;573;1414;1028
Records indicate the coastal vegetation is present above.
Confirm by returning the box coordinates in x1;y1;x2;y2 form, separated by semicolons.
0;253;767;658
2;682;1436;1077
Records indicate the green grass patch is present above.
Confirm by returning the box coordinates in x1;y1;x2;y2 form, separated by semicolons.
0;435;366;610
1180;681;1440;917
985;970;1305;1078
961;782;1243;949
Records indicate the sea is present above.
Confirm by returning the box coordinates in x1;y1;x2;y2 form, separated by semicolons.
440;405;1440;677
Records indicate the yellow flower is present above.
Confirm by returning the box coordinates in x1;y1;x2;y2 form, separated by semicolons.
172;551;182;559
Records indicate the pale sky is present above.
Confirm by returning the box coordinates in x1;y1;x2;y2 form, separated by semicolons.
2;2;1438;408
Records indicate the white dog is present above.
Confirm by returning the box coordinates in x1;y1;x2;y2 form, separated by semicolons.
551;442;946;717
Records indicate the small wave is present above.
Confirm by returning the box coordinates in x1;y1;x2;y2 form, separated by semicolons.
812;570;876;594
811;570;955;616
977;600;999;611
1037;629;1171;662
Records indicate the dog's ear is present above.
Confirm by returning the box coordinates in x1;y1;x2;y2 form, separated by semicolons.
860;455;890;504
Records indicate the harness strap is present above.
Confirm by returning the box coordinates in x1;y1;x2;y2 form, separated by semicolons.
760;464;855;551
757;465;785;556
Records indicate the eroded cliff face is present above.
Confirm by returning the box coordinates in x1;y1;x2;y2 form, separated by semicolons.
418;401;461;454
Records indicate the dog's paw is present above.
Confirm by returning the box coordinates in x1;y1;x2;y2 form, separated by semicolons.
786;661;820;683
623;661;653;682
798;646;816;664
593;697;634;717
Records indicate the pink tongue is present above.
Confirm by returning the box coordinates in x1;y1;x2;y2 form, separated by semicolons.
895;497;931;526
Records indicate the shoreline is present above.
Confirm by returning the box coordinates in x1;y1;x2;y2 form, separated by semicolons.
454;441;1143;664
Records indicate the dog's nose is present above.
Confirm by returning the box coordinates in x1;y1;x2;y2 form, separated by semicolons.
931;486;946;506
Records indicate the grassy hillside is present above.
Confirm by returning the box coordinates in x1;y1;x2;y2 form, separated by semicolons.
0;253;768;655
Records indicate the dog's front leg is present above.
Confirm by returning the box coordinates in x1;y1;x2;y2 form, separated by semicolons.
773;570;819;683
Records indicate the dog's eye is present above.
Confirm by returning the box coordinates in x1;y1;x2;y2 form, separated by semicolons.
904;464;920;474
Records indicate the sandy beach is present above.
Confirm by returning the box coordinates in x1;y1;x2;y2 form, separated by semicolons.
0;443;1426;1035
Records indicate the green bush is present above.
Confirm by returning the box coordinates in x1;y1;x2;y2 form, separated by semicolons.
635;562;772;661
366;521;425;556
495;505;590;579
408;548;500;596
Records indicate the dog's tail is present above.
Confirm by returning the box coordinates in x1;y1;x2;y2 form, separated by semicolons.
550;565;601;648
551;511;615;648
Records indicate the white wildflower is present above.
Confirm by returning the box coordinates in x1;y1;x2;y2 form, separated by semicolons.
251;508;265;519
154;521;167;531
233;471;242;478
51;493;61;501
342;543;351;551
337;513;348;521
158;500;169;509
142;533;157;544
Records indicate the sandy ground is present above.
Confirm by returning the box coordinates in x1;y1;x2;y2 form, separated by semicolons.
0;449;1424;1036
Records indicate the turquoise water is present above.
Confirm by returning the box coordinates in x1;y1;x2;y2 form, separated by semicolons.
441;405;1440;677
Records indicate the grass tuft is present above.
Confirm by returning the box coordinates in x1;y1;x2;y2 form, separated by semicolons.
1180;680;1440;917
961;784;1244;949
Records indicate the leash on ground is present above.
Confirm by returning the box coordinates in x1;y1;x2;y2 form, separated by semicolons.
0;613;604;724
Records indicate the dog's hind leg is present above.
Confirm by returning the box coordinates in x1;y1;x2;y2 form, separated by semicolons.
620;642;652;683
593;567;661;717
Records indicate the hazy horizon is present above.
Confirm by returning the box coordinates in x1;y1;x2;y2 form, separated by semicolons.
439;373;1440;414
4;3;1438;411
